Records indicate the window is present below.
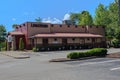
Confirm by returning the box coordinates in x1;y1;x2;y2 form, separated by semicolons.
23;24;25;26
96;26;98;28
32;24;48;27
42;38;48;45
60;25;62;27
54;38;57;41
16;27;18;29
51;24;54;27
87;38;90;41
68;25;70;27
72;38;75;41
90;26;92;28
102;26;105;28
75;25;77;28
82;26;84;28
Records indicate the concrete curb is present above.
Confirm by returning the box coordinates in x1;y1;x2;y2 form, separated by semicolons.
49;56;100;62
0;52;30;59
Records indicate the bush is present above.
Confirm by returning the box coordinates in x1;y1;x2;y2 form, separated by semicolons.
111;38;120;48
67;48;107;59
1;47;6;51
19;38;24;50
90;48;107;56
0;41;7;51
67;52;79;59
32;47;39;52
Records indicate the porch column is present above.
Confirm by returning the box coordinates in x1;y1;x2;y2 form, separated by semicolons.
35;38;37;48
83;38;85;46
12;36;16;50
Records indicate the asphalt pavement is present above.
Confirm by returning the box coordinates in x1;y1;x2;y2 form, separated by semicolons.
0;48;119;80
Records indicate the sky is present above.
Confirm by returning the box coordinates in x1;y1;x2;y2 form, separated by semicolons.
0;0;114;32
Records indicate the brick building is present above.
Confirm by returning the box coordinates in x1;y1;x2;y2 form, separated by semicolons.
9;22;106;51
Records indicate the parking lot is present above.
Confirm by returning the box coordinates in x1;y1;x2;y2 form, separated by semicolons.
0;48;120;80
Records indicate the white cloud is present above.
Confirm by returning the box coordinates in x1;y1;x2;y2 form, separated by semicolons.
12;18;16;21
52;18;61;24
42;17;62;24
63;13;70;20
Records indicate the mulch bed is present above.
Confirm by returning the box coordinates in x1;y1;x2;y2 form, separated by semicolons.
106;52;120;58
49;56;99;62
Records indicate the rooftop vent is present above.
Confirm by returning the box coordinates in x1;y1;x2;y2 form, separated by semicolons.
62;20;75;25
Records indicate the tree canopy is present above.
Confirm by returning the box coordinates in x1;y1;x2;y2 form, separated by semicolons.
70;11;93;25
12;24;19;29
0;25;6;42
94;4;110;26
35;17;42;22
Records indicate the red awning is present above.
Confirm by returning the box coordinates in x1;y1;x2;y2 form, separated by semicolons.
31;33;103;38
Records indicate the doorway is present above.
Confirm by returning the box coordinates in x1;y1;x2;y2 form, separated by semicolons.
62;38;67;45
42;38;48;45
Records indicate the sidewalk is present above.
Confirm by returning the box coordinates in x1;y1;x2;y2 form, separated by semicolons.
0;51;30;59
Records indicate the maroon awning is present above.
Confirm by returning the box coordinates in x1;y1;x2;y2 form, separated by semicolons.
31;33;103;38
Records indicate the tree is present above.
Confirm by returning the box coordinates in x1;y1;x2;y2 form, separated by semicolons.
94;4;110;26
70;13;81;25
0;25;6;51
0;25;6;42
80;11;93;25
12;24;19;29
108;0;119;29
94;0;119;43
107;0;119;40
35;17;42;22
70;11;93;25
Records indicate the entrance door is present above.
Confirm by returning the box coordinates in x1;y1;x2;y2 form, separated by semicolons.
42;38;48;45
15;35;26;50
31;39;34;46
92;38;95;47
62;38;67;45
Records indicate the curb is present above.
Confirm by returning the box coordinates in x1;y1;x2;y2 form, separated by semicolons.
49;56;100;62
0;52;30;59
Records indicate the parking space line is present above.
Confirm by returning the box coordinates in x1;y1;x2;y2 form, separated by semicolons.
110;67;120;71
74;59;120;67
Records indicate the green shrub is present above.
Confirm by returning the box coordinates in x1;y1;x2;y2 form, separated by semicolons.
32;47;39;52
67;48;107;59
111;38;120;48
0;41;7;51
78;52;85;57
19;38;24;50
1;47;6;51
67;52;79;59
90;48;107;56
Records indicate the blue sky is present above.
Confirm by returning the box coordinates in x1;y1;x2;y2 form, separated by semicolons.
0;0;114;32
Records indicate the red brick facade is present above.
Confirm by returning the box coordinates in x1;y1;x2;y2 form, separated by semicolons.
9;22;106;50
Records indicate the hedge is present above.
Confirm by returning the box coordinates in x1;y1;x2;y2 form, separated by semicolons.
67;48;107;59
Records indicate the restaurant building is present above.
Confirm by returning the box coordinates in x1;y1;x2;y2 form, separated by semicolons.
9;21;106;51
